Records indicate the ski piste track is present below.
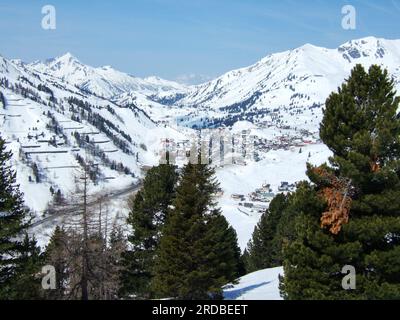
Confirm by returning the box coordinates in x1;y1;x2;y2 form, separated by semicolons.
30;181;142;228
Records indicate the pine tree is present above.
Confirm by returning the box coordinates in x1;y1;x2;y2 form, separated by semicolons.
204;213;244;284
119;164;178;299
152;162;241;300
0;91;6;109
43;226;70;300
11;234;42;299
281;64;400;299
241;249;251;274
0;134;41;299
246;193;289;272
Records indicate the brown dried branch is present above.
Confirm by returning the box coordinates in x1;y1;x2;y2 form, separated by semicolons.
313;167;353;235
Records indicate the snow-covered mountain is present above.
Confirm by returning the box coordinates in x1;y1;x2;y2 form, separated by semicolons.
1;35;400;252
19;37;400;130
0;52;189;221
163;37;400;129
27;53;188;98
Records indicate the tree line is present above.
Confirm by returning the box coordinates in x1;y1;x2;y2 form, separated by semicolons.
0;137;243;299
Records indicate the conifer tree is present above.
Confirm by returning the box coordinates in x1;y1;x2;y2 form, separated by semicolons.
11;234;42;299
281;65;400;299
119;164;178;299
152;162;241;300
43;226;70;300
241;249;250;274
0;134;41;299
246;193;289;272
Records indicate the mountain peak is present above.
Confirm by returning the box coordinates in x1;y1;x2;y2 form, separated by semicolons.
55;52;80;63
340;36;380;48
299;43;318;50
337;36;392;60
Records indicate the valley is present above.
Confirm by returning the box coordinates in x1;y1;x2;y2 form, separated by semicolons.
1;36;400;253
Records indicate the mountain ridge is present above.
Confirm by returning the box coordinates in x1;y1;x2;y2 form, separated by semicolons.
1;36;399;249
23;52;188;99
159;36;400;128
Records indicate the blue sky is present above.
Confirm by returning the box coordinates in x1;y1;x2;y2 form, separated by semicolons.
0;0;400;83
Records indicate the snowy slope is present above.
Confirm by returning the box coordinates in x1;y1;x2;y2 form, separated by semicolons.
24;53;190;125
112;90;195;123
1;52;195;249
216;142;330;250
16;36;400;131
27;53;188;99
2;35;400;256
165;37;400;129
224;267;284;300
0;54;188;216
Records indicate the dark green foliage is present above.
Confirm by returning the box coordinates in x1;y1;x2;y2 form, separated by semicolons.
281;65;400;300
205;214;244;282
152;163;242;300
32;163;40;183
54;189;63;205
0;134;42;299
37;84;54;100
246;193;289;272
320;64;400;189
241;249;250;273
43;226;70;300
0;90;6;108
119;164;178;299
11;234;43;300
68;97;132;153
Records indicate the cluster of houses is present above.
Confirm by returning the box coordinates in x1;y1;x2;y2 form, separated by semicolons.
230;180;297;214
231;193;246;201
252;132;318;158
239;202;269;214
235;126;319;163
158;124;319;167
249;183;275;202
158;130;254;165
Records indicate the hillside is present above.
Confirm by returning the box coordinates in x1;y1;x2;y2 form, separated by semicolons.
1;36;399;251
159;37;400;129
0;54;188;223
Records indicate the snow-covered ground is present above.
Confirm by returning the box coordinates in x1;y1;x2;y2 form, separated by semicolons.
224;267;284;300
2;35;399;256
216;142;330;250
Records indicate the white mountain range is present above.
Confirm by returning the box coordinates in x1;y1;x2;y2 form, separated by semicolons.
1;36;399;256
7;36;399;129
26;52;188;98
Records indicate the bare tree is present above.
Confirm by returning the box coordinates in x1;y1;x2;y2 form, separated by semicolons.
44;162;125;299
